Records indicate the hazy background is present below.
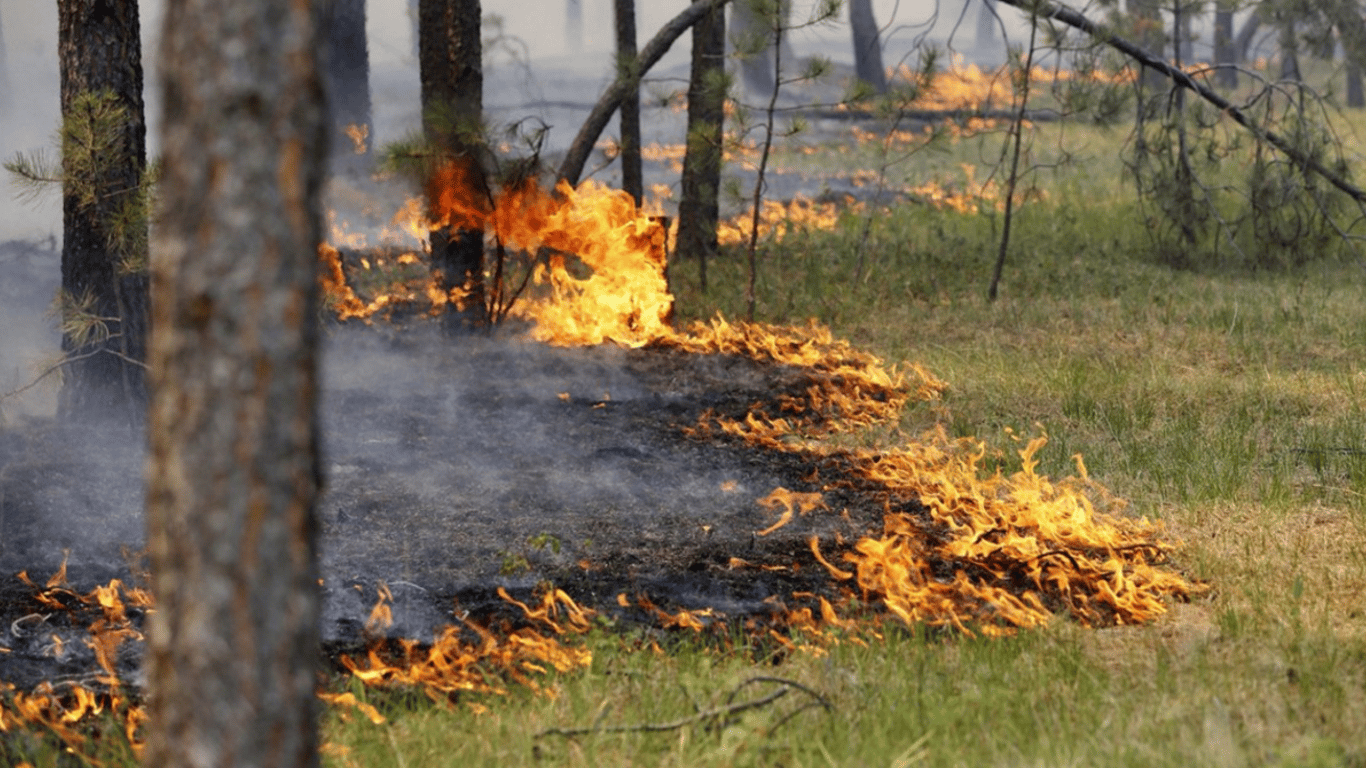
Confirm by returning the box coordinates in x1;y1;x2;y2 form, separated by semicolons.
0;0;1024;239
0;0;1023;417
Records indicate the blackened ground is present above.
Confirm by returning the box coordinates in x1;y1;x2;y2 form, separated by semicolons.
0;321;910;690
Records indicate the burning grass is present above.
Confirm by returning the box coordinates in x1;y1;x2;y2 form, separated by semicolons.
317;168;1201;645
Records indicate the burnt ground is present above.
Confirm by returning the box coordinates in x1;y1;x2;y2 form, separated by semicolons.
0;321;904;689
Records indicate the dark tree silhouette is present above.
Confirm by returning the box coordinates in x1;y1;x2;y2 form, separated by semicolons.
677;0;726;291
616;0;643;206
1214;1;1237;90
56;0;148;424
323;0;372;176
849;0;888;93
145;0;327;765
419;0;486;331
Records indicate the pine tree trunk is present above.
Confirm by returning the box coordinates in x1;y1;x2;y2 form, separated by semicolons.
849;0;888;93
145;1;326;765
56;0;148;424
419;0;485;332
616;0;643;206
323;0;372;176
676;0;725;291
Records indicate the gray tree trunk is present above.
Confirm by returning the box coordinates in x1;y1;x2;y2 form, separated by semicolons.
145;1;327;766
1279;18;1301;80
323;0;372;176
849;0;888;93
568;0;584;52
419;0;485;331
1214;4;1237;90
56;0;148;425
976;0;999;51
677;0;726;290
1130;0;1166;93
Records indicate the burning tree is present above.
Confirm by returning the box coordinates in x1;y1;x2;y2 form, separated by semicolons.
145;1;327;765
418;0;488;332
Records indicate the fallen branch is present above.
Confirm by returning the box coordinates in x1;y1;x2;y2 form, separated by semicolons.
993;0;1366;205
535;675;829;738
557;0;733;187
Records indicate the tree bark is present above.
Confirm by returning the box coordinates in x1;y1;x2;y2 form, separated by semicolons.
419;0;485;331
323;0;372;176
559;0;733;187
146;1;327;766
676;0;726;290
616;0;643;206
849;0;888;93
56;0;148;424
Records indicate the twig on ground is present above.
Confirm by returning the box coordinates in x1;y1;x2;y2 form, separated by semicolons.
535;676;829;739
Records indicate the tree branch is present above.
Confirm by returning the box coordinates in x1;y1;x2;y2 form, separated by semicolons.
993;0;1366;205
557;0;733;187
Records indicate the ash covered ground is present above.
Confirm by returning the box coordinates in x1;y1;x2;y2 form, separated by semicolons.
0;250;898;686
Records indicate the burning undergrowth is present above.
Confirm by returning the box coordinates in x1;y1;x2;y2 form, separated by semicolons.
0;170;1199;750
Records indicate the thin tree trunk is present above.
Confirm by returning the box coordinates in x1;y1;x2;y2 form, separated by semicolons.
567;0;584;52
56;0;148;425
616;0;643;206
1234;12;1262;63
1349;62;1364;107
849;0;888;93
419;0;485;331
323;0;372;176
1131;0;1165;94
1278;17;1301;81
976;0;999;51
676;0;726;292
1214;4;1237;90
146;1;327;765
